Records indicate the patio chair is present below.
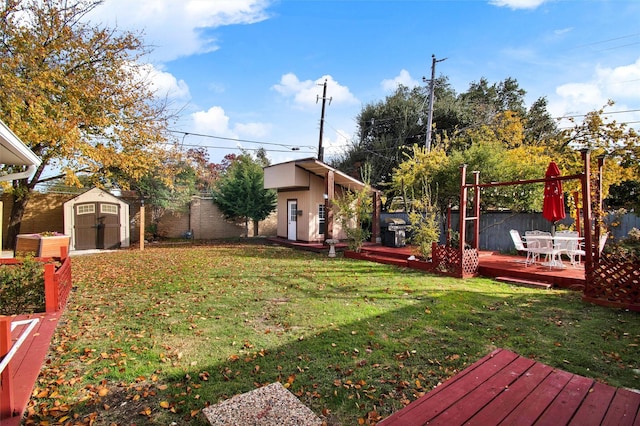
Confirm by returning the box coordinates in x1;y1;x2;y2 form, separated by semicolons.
566;240;585;267
525;230;563;269
510;230;544;266
566;232;608;268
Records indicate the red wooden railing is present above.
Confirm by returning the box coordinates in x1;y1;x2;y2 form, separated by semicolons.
0;247;72;419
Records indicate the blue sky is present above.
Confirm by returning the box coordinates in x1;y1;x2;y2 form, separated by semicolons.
89;0;640;165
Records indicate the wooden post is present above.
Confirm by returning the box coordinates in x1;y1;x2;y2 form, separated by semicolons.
44;263;57;313
581;150;594;270
371;190;381;243
139;200;145;251
459;165;468;269
446;203;452;247
595;155;605;263
573;191;581;237
325;171;335;240
0;315;14;419
472;171;480;250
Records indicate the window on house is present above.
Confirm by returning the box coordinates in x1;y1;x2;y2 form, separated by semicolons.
318;204;325;235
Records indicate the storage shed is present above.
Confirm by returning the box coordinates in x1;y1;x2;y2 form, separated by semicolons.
264;158;380;243
63;188;130;250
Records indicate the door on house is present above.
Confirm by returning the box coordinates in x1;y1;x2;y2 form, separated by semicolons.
287;200;297;241
74;202;121;250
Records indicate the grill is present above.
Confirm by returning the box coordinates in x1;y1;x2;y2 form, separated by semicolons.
381;218;407;248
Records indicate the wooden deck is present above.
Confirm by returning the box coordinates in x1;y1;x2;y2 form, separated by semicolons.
379;348;640;426
269;238;586;290
1;312;61;426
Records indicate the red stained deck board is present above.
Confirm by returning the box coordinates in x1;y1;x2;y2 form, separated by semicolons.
535;374;595;426
3;312;60;426
569;381;617;425
380;348;639;426
467;361;554;425
428;356;537;425
379;349;519;425
500;368;574;426
601;388;640;426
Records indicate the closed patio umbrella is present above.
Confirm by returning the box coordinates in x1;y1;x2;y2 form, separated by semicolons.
543;161;566;234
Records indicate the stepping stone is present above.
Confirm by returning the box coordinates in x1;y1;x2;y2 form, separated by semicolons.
202;382;323;426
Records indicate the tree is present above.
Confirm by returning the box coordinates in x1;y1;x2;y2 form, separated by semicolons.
211;152;276;237
0;0;173;247
333;77;558;193
131;156;198;239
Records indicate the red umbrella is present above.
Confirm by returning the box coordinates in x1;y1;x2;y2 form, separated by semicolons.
543;161;566;230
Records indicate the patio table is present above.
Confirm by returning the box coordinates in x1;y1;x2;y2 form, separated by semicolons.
523;234;584;269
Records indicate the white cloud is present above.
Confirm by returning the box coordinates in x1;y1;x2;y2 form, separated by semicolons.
272;73;359;110
190;106;271;141
138;64;191;101
381;69;420;91
548;58;640;128
89;0;271;62
489;0;548;10
595;58;640;100
191;106;234;137
322;129;351;158
234;122;272;139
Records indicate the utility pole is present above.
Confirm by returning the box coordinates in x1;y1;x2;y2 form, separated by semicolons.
316;79;332;162
424;54;446;151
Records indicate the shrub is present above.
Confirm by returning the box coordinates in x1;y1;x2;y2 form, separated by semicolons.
333;185;373;252
0;257;46;315
603;227;640;262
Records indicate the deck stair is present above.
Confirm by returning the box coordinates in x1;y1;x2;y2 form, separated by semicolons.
357;246;412;268
494;276;553;290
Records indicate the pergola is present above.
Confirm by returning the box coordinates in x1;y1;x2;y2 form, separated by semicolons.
444;149;604;279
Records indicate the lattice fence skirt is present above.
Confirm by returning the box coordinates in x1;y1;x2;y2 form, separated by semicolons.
431;244;479;278
584;255;640;311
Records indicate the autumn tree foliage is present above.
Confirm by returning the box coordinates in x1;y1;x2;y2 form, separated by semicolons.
0;0;174;247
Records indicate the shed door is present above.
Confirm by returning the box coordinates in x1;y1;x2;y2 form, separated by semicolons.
74;202;121;250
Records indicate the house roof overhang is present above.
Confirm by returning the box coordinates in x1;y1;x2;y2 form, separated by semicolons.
0;119;41;182
265;157;377;193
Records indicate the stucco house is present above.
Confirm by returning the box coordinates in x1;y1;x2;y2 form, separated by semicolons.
264;158;380;243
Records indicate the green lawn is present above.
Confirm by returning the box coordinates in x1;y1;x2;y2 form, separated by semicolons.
27;242;640;425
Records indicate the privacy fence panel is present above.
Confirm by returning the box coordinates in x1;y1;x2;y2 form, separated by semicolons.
382;211;639;253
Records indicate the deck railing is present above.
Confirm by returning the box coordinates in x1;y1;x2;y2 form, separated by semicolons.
1;318;40;418
0;248;72;419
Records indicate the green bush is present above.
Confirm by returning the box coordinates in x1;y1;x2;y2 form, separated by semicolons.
601;228;640;265
0;257;46;315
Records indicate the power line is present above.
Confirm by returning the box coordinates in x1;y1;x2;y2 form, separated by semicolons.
173;141;315;154
556;108;640;119
168;129;315;150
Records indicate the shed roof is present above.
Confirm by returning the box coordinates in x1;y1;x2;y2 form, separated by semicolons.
265;158;374;192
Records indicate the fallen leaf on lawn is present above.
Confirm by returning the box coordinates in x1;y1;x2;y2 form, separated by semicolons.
98;387;109;397
160;401;170;409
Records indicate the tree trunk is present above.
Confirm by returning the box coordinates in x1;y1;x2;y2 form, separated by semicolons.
5;192;31;250
253;220;259;237
244;218;249;237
